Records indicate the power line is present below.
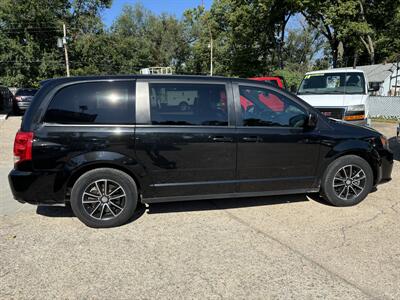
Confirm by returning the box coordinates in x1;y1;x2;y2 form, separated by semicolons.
1;28;63;33
0;60;145;69
1;26;61;29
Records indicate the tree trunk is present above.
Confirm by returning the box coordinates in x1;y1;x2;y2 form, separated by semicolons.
360;35;375;65
277;14;291;70
353;51;358;68
331;39;339;68
358;0;375;65
368;35;375;65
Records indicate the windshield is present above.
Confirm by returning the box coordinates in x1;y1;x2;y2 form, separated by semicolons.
298;72;365;95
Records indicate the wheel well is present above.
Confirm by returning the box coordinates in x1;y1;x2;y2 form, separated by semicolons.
333;151;378;185
66;163;141;199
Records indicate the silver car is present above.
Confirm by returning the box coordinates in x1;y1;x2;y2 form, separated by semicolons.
13;88;37;114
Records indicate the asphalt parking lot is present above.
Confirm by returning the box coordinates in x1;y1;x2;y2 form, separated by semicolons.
1;116;400;299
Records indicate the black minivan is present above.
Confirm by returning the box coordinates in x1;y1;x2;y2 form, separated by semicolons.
9;75;393;227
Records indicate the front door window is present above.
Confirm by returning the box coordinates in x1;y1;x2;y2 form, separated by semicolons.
239;86;307;128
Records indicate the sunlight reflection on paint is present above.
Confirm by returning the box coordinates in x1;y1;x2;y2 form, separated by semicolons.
108;93;119;104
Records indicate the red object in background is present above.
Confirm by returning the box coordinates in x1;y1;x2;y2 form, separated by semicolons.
258;92;284;112
240;95;252;111
242;77;286;112
250;76;286;89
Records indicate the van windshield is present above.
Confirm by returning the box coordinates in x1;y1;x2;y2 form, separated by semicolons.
298;72;365;95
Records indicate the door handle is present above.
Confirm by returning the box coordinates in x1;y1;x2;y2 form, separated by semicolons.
242;136;259;142
211;136;233;142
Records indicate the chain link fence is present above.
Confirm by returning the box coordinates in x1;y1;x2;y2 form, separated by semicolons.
368;96;400;119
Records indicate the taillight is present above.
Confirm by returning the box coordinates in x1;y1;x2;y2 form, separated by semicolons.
13;131;34;163
15;96;23;101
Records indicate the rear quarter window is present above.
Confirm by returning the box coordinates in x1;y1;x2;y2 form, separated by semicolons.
43;81;135;124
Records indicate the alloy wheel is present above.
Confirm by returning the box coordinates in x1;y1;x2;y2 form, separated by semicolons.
81;179;126;220
333;164;366;201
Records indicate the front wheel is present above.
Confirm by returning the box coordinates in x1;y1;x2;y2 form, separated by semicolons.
320;155;373;206
70;168;138;228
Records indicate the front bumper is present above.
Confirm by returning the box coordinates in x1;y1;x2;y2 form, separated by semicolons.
16;101;31;110
376;149;394;185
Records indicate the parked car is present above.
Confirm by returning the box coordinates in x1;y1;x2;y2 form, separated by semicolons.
250;76;286;89
0;86;13;113
9;75;393;228
297;69;379;126
12;88;38;114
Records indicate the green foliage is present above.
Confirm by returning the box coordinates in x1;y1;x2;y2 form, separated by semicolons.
273;68;304;91
0;0;112;86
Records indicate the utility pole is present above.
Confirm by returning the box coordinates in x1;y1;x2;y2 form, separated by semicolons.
395;61;399;96
63;23;70;77
209;34;213;76
202;0;213;76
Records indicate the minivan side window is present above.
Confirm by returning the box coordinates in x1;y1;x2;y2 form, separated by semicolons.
44;81;135;124
239;85;307;128
149;83;228;126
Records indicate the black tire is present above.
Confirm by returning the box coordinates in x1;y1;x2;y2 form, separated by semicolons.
70;168;138;228
320;155;373;207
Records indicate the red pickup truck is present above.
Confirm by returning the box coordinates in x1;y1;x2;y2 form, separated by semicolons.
250;76;286;89
240;76;286;112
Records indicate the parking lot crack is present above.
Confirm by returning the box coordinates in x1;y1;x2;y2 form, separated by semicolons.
337;209;384;249
210;200;382;300
389;201;400;213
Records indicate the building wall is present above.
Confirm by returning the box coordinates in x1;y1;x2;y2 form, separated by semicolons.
382;76;391;96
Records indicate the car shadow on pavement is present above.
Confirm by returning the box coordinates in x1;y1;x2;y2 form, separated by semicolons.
389;137;400;161
36;206;75;218
147;194;313;215
34;195;327;223
36;203;147;224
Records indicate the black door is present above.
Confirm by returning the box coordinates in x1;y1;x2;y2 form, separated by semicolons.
235;84;320;193
135;81;237;199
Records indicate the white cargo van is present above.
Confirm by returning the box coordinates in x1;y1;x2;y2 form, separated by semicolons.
297;69;376;125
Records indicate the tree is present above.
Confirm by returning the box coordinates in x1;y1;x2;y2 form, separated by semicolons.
300;0;359;67
204;0;294;77
0;0;111;86
111;4;189;73
301;0;400;67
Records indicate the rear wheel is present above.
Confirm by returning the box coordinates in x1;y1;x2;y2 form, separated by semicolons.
70;168;138;228
321;155;373;206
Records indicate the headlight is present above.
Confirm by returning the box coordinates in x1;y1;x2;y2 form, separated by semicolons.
344;104;365;121
346;104;365;112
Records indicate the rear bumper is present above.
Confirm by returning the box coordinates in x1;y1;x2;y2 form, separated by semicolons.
8;169;65;205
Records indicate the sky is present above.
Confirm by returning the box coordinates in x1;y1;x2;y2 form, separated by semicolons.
102;0;213;27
